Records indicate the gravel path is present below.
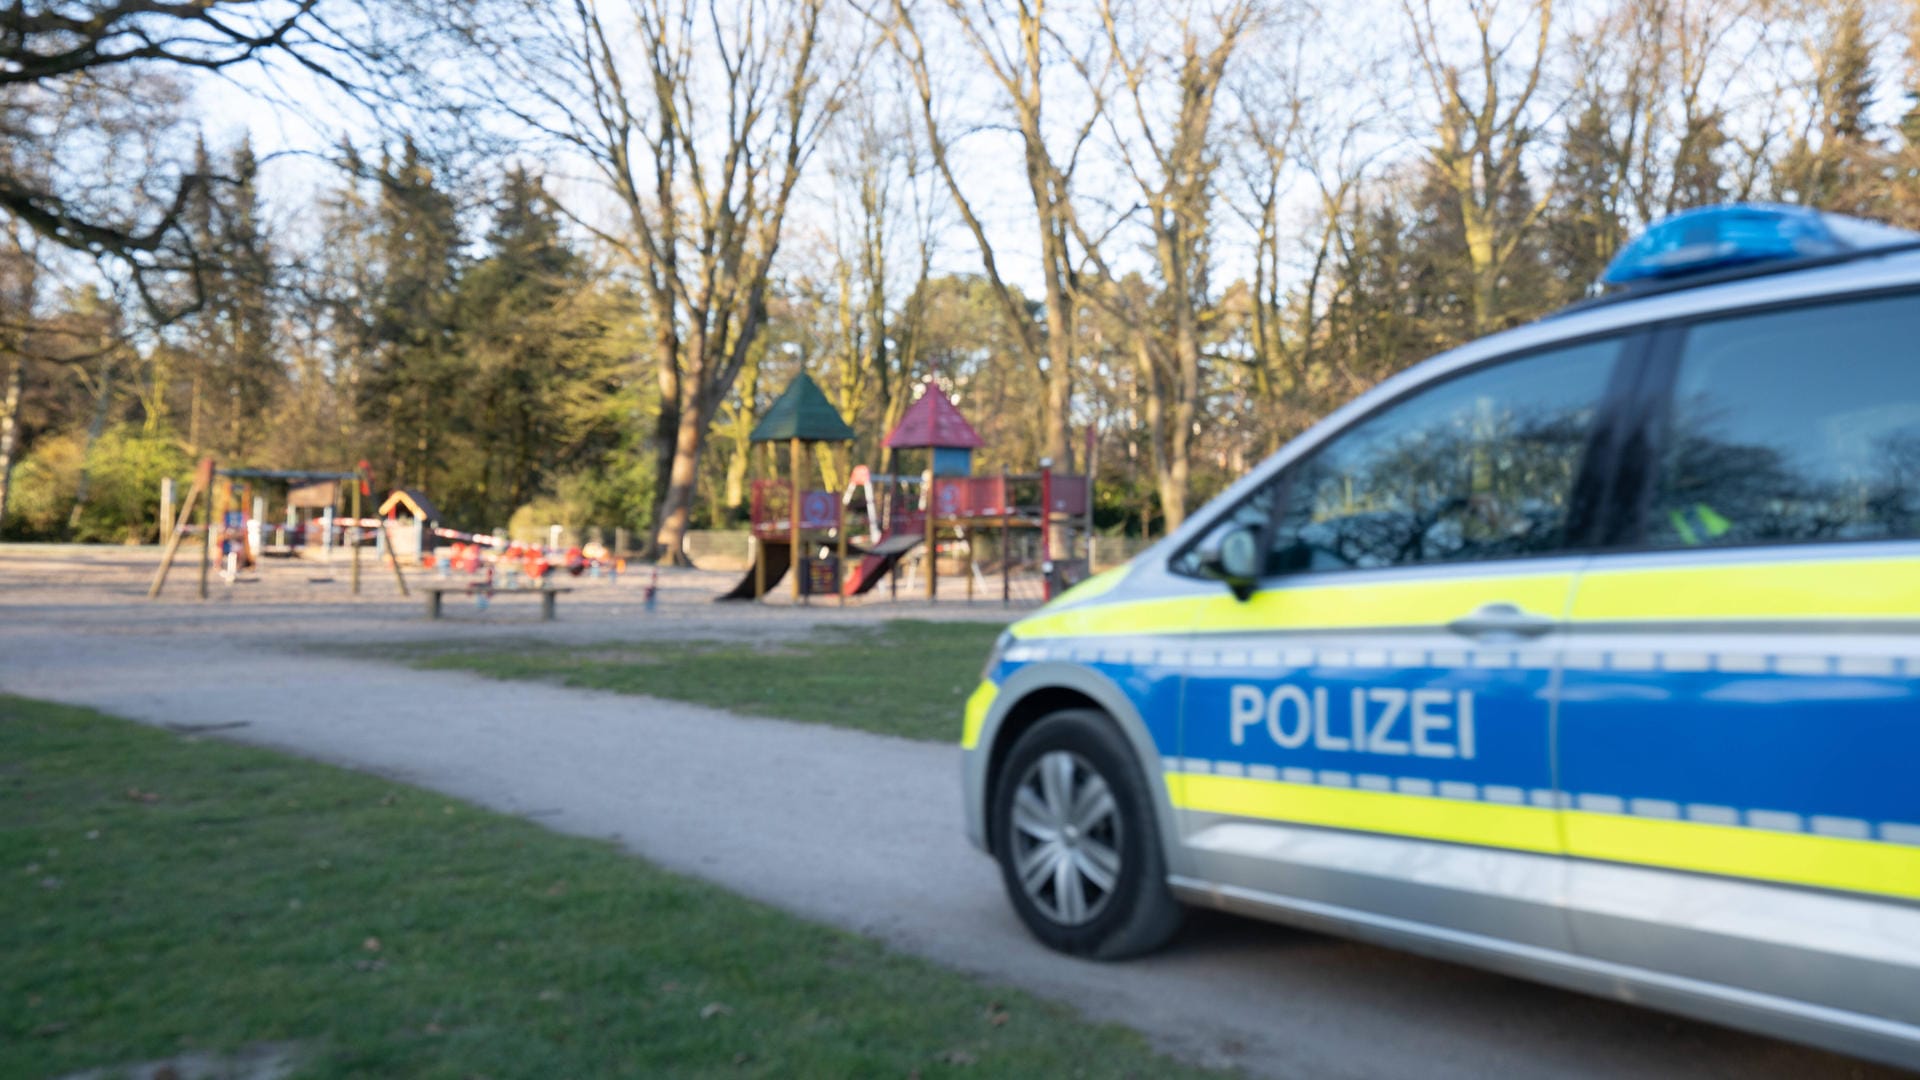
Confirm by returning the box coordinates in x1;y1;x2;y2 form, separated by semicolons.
0;546;1897;1078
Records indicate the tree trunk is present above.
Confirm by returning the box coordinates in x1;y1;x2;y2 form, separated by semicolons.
645;325;683;560
1039;237;1076;555
0;358;22;536
187;372;203;454
67;354;118;536
1462;204;1498;335
1135;336;1173;537
723;441;750;511
1165;306;1198;532
651;387;707;566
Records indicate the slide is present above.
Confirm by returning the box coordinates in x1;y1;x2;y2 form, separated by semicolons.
843;532;924;597
715;539;791;601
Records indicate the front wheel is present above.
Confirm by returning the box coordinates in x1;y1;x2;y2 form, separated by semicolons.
990;709;1183;958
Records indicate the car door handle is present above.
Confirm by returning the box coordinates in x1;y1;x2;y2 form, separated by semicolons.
1448;602;1556;640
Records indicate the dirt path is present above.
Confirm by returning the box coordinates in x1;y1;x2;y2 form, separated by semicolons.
0;546;1895;1078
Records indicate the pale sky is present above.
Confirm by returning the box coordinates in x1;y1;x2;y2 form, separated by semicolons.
169;0;1903;312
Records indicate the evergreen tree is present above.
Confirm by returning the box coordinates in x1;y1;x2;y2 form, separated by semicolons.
1544;100;1627;302
355;138;462;494
448;167;643;528
1778;0;1880;211
1667;111;1730;214
177;136;281;460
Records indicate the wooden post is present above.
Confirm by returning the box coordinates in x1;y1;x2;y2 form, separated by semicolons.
374;509;412;597
836;484;847;608
158;476;175;543
201;469;221;600
350;477;362;595
1039;460;1052;601
964;525;974;602
1001;466;1011;607
148;460;212;599
924;462;936;601
790;436;804;603
1083;433;1097;572
754;442;772;600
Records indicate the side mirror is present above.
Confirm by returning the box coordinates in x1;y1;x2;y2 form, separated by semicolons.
1200;524;1261;602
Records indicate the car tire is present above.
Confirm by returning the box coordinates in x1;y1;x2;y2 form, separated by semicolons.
990;708;1184;959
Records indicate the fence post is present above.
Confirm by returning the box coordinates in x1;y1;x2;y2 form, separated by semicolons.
1001;467;1010;606
158;476;174;544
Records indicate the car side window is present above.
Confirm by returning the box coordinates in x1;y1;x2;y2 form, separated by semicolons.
1648;292;1920;549
1265;340;1620;573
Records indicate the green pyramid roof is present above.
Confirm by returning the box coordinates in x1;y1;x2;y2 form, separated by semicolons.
749;372;856;443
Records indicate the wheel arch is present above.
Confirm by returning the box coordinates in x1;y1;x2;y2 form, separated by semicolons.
975;663;1190;878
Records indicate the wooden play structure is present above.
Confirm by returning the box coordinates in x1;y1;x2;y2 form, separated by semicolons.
717;376;1095;605
377;488;443;561
716;373;857;603
148;459;410;600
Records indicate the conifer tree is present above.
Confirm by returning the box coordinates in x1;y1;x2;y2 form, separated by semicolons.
356;139;462;493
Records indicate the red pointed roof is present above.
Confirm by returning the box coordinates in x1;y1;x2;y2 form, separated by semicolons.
884;382;985;450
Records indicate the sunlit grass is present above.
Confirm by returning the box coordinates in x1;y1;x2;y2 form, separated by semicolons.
387;619;1006;742
0;695;1219;1078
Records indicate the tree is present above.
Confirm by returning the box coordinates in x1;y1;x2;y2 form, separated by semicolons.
176;138;282;460
887;0;1106;501
449;168;648;528
351;140;462;493
1;1;400;314
438;0;849;562
1403;0;1556;334
1078;0;1259;529
1775;0;1881;211
0;219;42;533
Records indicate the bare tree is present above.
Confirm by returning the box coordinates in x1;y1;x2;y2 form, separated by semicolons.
2;1;412;317
440;0;853;562
1075;0;1261;529
0;218;40;533
822;82;913;471
884;0;1107;493
1403;0;1557;333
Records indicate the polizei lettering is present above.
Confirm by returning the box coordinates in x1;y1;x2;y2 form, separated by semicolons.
1228;684;1476;760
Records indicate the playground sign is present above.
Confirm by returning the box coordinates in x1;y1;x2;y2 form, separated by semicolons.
800;555;841;597
750;480;840;536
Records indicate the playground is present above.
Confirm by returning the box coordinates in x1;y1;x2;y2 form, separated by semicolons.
715;374;1098;607
125;378;1099;619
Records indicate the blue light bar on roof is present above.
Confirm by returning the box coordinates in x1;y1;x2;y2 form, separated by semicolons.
1601;203;1920;288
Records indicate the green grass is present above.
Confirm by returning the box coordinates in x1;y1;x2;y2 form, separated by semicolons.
1;695;1220;1079
386;619;1006;743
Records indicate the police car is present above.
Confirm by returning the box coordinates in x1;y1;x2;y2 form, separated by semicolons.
960;205;1920;1068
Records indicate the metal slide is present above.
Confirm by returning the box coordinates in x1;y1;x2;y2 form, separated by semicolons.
842;532;924;597
714;539;792;601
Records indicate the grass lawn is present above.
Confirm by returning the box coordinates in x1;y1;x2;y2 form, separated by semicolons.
1;695;1221;1079
380;619;1006;743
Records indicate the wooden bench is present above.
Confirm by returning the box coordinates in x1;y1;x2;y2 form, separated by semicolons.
421;582;576;621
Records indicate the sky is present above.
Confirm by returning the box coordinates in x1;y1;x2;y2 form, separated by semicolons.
158;0;1913;314
174;0;1405;302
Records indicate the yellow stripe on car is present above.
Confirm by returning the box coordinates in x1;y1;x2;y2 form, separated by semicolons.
1011;572;1574;641
1169;770;1920;901
1572;557;1920;622
1007;557;1920;642
1563;810;1920;901
961;680;998;751
1170;772;1562;855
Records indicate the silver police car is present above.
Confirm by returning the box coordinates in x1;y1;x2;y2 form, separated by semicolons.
961;205;1920;1069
